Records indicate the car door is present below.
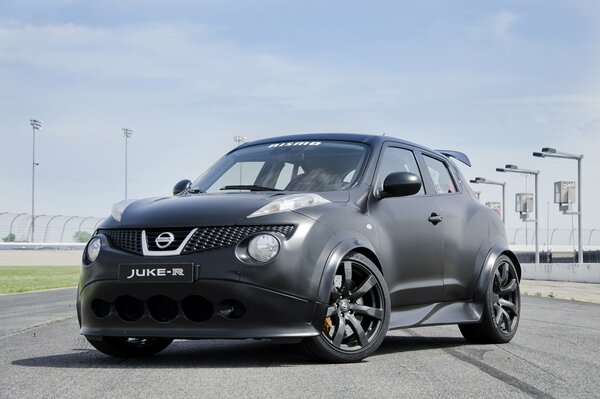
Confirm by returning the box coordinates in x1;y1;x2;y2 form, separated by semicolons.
368;144;445;307
420;153;478;301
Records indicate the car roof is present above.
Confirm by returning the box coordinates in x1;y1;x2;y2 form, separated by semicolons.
236;133;433;153
233;133;471;167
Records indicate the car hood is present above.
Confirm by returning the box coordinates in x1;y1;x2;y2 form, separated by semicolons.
102;191;350;229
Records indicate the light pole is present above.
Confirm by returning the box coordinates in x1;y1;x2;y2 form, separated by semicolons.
233;136;247;186
233;136;247;147
469;177;506;223
533;148;584;264
30;119;42;242
497;164;540;264
122;128;134;198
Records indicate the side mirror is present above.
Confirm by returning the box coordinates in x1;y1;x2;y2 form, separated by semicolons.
381;172;422;198
173;179;192;195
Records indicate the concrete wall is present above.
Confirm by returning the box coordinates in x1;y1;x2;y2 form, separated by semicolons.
521;263;600;284
0;250;83;266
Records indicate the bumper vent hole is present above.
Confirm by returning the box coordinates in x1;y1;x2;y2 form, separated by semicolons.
182;296;213;322
219;299;246;319
115;295;144;321
147;296;179;322
91;299;110;318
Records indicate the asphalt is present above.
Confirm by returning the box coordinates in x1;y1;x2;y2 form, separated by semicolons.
1;288;599;398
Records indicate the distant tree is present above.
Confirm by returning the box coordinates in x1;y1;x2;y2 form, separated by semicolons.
2;233;16;242
73;231;92;243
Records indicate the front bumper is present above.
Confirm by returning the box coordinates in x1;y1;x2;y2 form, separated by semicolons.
80;279;322;340
79;215;333;340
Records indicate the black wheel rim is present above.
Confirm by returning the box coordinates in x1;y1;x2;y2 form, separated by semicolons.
492;261;520;335
322;259;385;352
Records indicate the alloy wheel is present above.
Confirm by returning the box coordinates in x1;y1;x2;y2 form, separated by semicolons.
322;260;386;351
491;260;520;335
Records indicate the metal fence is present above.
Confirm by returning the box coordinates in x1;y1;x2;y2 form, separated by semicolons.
0;212;104;243
506;227;600;246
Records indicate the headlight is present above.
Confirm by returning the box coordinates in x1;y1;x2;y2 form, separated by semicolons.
247;193;330;218
86;237;102;263
247;234;280;262
111;199;137;222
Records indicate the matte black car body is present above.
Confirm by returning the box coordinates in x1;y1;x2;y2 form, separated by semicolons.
78;133;521;361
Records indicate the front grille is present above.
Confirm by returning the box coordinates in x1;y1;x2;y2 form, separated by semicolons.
145;229;193;251
97;229;142;255
97;225;295;255
183;225;296;254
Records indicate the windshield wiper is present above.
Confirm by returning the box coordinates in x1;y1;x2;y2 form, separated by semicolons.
220;185;282;192
187;188;204;194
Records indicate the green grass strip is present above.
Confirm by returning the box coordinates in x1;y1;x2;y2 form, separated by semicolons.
0;266;80;294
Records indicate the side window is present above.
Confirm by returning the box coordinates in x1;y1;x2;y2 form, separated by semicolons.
423;155;457;194
377;147;424;195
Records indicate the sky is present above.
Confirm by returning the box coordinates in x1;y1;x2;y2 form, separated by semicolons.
0;0;599;235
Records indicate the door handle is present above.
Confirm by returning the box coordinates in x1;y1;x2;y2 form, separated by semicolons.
428;213;443;225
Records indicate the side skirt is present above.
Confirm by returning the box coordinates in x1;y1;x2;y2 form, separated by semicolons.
389;301;483;330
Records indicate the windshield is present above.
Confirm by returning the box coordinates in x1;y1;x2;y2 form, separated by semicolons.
192;141;370;193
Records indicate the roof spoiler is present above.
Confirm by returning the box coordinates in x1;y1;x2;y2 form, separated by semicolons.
435;150;471;167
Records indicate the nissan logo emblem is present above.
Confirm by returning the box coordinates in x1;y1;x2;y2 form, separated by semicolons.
155;232;175;249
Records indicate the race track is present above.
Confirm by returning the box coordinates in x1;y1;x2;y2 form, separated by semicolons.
1;288;599;398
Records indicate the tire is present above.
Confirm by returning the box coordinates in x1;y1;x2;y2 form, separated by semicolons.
87;336;173;357
459;255;520;344
302;252;390;363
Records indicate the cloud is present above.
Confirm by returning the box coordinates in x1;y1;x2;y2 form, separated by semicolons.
490;11;521;40
577;119;600;138
0;21;317;104
467;11;522;41
0;20;427;116
488;94;600;106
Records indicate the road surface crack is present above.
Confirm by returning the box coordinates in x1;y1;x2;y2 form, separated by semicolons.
0;316;75;341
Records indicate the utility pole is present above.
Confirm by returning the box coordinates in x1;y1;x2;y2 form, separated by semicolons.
533;148;584;264
122;128;134;198
497;165;540;264
30;119;42;242
233;136;248;186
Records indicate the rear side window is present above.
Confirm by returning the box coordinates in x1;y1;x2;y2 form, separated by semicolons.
423;155;457;194
377;147;424;195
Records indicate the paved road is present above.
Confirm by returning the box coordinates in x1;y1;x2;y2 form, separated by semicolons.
1;289;599;398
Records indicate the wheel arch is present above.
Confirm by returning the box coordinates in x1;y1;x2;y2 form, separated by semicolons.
502;250;521;281
315;238;380;305
474;245;521;304
352;247;383;274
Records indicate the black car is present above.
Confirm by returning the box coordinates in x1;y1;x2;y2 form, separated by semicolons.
78;133;521;362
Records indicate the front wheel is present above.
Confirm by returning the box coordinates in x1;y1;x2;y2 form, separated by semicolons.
302;252;390;363
87;336;173;357
459;255;520;343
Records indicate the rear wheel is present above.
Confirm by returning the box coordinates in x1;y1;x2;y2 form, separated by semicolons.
303;252;390;363
459;255;520;343
87;336;173;357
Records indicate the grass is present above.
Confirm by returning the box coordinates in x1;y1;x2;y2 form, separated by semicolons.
0;266;80;294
